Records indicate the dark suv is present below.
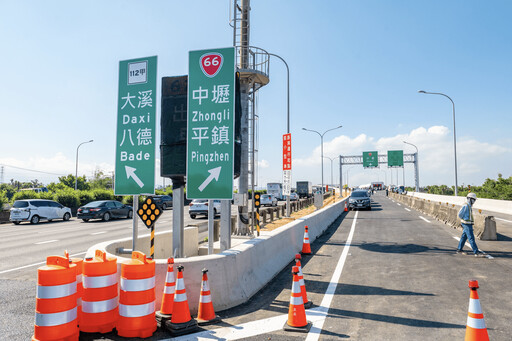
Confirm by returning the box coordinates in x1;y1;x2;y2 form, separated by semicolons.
151;195;173;210
348;190;372;210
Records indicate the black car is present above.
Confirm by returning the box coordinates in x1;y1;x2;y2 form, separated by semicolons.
150;195;173;210
348;190;372;210
77;200;133;222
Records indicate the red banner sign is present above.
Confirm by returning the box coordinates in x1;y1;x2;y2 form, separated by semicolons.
283;133;291;170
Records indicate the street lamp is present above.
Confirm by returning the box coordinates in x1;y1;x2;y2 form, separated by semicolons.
403;140;419;192
302;125;342;193
323;156;335;189
75;140;93;190
418;90;459;196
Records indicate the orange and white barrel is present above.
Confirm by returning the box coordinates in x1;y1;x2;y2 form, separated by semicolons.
117;251;157;338
32;256;78;341
80;250;118;333
65;251;83;326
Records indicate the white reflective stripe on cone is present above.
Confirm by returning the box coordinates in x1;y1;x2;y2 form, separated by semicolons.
163;285;175;295
35;307;77;327
299;278;305;287
289;296;303;306
201;280;210;292
165;271;175;283
291;282;301;294
37;282;77;299
82;297;118;314
83;273;117;289
120;276;155;292
175;278;185;291
199;294;211;303
468;298;482;314
467;316;486;329
76;274;82;284
119;301;155;318
174;293;188;302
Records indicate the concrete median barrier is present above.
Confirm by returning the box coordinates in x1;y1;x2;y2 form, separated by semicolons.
391;193;497;241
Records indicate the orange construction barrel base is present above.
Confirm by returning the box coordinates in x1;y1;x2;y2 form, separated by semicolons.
79;309;118;333
164;318;199;337
32;322;79;341
117;314;157;338
283;321;312;333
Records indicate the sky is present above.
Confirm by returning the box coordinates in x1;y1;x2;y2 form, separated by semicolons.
1;0;511;191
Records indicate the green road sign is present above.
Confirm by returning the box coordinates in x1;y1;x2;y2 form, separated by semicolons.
115;56;157;195
388;150;404;167
187;47;235;199
363;151;379;168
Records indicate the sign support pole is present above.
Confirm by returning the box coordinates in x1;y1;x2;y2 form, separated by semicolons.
208;199;214;255
132;195;139;251
150;223;155;259
172;179;185;258
220;200;231;251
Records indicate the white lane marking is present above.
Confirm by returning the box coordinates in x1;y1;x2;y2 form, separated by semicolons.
170;212;361;341
34;239;58;245
305;210;359;341
405;208;411;212
495;217;512;224
90;231;107;235
0;252;86;274
397;203;401;206
419;216;431;223
452;236;494;259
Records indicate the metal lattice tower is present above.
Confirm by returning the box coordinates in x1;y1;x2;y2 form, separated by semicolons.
230;0;269;234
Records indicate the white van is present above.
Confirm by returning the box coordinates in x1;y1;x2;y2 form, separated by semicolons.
10;199;72;225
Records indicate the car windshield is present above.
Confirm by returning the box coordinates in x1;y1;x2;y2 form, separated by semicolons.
13;201;29;208
261;195;270;199
84;201;105;208
351;191;369;198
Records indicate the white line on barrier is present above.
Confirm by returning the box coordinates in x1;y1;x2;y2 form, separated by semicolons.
452;237;494;259
170;212;361;341
34;239;58;245
419;216;431;223
90;231;107;235
0;252;87;275
495;217;512;224
405;208;411;212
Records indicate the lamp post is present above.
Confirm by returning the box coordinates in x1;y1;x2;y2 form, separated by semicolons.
346;166;355;189
75;140;93;190
403;140;419;192
418;90;458;196
302;125;342;193
323;156;335;190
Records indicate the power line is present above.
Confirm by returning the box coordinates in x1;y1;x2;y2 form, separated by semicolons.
0;164;67;176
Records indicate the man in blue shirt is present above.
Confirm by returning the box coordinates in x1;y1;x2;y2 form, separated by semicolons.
457;193;485;257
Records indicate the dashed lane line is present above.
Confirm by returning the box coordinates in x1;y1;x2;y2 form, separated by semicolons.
0;252;87;274
419;216;431;223
170;211;360;341
452;236;494;259
397;203;401;206
90;231;107;235
404;208;411;212
34;239;58;245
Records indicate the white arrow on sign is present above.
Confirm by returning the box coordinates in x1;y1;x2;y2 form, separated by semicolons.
125;166;144;188
198;166;221;192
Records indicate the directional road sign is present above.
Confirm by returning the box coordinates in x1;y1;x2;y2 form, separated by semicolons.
388;150;404;167
363;151;379;168
187;47;235;199
115;56;157;195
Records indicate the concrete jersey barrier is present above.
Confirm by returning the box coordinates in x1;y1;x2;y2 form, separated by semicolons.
87;198;347;314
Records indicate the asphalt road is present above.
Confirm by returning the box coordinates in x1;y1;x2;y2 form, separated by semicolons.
1;193;511;340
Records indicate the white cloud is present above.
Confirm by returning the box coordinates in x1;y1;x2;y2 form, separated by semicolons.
258;159;270;168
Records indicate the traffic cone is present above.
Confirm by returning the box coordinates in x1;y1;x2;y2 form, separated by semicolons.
197;268;221;325
301;226;312;255
465;280;489;341
156;258;175;328
344;201;348;212
283;266;311;332
295;254;312;309
164;265;198;336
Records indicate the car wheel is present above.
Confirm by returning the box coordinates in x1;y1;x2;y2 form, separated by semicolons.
127;210;133;219
162;203;167;210
190;214;196;219
13;221;20;225
82;219;89;222
30;215;40;224
63;213;71;221
103;212;111;222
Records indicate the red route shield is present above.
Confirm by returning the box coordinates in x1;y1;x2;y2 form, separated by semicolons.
200;53;224;78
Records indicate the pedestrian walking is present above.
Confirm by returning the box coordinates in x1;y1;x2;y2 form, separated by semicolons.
456;193;485;257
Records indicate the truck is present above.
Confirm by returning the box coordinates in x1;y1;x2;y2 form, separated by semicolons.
371;182;384;190
267;183;284;200
296;181;313;198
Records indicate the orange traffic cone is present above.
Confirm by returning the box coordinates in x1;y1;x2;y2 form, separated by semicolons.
197;268;221;325
283;266;311;332
295;254;312;309
301;226;312;255
156;258;175;327
465;280;489;341
344;201;348;212
164;265;198;336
